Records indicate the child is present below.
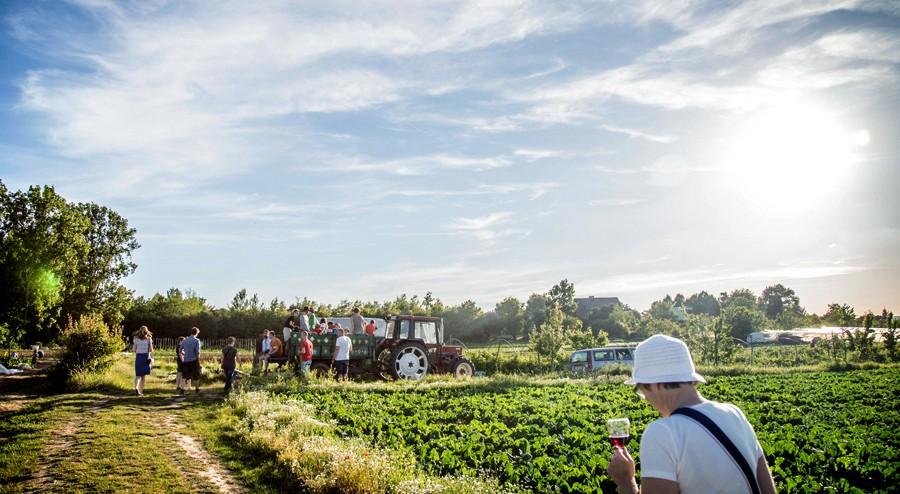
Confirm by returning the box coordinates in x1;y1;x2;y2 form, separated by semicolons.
221;336;238;394
175;336;186;395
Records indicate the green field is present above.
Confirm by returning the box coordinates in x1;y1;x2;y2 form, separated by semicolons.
268;368;900;493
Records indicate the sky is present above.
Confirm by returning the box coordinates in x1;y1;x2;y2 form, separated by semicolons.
1;0;899;314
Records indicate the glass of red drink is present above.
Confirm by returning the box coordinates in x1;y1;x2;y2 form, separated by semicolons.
607;417;630;449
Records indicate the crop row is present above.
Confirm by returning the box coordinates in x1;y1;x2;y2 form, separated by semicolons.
284;368;900;493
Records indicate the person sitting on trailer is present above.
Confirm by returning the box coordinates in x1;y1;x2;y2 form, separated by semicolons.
365;320;376;336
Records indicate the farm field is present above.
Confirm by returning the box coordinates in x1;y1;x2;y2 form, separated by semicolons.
270;367;900;494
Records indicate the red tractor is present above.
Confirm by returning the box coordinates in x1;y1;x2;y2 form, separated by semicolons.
374;315;475;380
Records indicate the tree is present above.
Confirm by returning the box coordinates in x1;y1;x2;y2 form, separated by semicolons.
824;303;856;327
685;291;720;316
442;300;483;340
525;293;549;333
721;305;767;340
547;279;577;317
719;289;757;310
60;202;139;326
758;284;802;320
529;305;567;365
648;299;676;321
568;326;609;349
494;297;525;340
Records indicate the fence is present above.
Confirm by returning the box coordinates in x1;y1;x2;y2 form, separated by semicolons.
152;337;257;352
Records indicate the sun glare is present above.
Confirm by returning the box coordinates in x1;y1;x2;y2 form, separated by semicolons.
724;103;868;209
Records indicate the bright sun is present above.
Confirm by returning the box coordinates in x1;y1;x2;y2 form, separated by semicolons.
725;103;869;209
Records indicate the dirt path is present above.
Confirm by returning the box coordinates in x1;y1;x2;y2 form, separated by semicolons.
20;393;244;494
156;401;245;494
25;397;112;493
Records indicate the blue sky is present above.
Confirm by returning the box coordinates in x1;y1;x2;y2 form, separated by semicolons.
2;0;899;314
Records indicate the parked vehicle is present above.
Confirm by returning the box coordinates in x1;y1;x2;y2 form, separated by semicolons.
270;315;475;380
569;346;635;372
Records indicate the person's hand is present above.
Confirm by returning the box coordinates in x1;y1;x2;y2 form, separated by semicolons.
607;446;637;492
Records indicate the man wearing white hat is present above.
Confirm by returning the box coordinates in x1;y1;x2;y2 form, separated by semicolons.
607;334;776;494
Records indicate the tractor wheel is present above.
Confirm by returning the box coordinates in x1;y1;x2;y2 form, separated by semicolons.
377;348;395;380
391;342;429;380
310;362;331;378
450;357;475;378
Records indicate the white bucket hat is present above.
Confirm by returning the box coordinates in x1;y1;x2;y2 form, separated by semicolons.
625;334;705;385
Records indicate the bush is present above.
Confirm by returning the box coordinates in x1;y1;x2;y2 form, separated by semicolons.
53;314;123;388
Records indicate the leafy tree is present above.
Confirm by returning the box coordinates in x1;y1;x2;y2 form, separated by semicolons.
567;326;609;349
648;299;676;321
884;311;897;361
685;291;720;316
719;289;757;310
721;305;767;340
529;305;567;365
758;284;802;320
494;297;525;340
673;293;685;308
442;300;483;340
824;303;856;327
635;317;680;339
524;293;549;333
547;279;577;317
60;202;138;326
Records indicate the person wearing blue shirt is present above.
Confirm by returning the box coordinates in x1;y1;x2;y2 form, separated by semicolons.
180;327;202;394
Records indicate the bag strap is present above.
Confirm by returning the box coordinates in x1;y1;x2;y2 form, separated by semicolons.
671;407;760;494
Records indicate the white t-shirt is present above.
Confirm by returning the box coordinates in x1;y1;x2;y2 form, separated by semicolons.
640;401;764;494
334;335;352;361
134;338;151;354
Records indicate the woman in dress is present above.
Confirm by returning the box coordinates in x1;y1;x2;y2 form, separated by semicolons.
132;325;153;396
175;336;186;395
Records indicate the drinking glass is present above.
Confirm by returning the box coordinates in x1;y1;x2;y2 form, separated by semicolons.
607;417;631;449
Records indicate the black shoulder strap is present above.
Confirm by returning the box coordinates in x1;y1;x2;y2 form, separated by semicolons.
671;407;760;494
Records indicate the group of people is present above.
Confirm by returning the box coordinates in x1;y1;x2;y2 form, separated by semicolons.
256;315;354;380
282;306;377;339
131;325;237;396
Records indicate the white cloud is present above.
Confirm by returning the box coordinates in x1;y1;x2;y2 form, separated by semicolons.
448;212;513;231
588;198;647;207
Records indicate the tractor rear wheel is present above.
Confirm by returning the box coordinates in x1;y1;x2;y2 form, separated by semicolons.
391;342;429;380
450;357;475;378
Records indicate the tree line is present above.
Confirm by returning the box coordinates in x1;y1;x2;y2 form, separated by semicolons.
1;181;895;352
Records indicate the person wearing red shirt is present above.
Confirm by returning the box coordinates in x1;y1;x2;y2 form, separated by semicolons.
299;330;314;377
365;320;376;336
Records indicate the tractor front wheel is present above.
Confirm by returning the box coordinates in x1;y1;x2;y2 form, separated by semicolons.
450;357;475;378
391;343;429;380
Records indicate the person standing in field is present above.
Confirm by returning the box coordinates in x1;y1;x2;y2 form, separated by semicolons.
132;325;153;397
283;309;300;342
365;319;376;336
299;330;314;378
607;334;777;494
350;307;366;335
221;337;239;394
175;336;186;394
332;328;352;380
180;327;202;394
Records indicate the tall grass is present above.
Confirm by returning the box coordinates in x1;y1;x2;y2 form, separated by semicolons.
228;391;513;494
